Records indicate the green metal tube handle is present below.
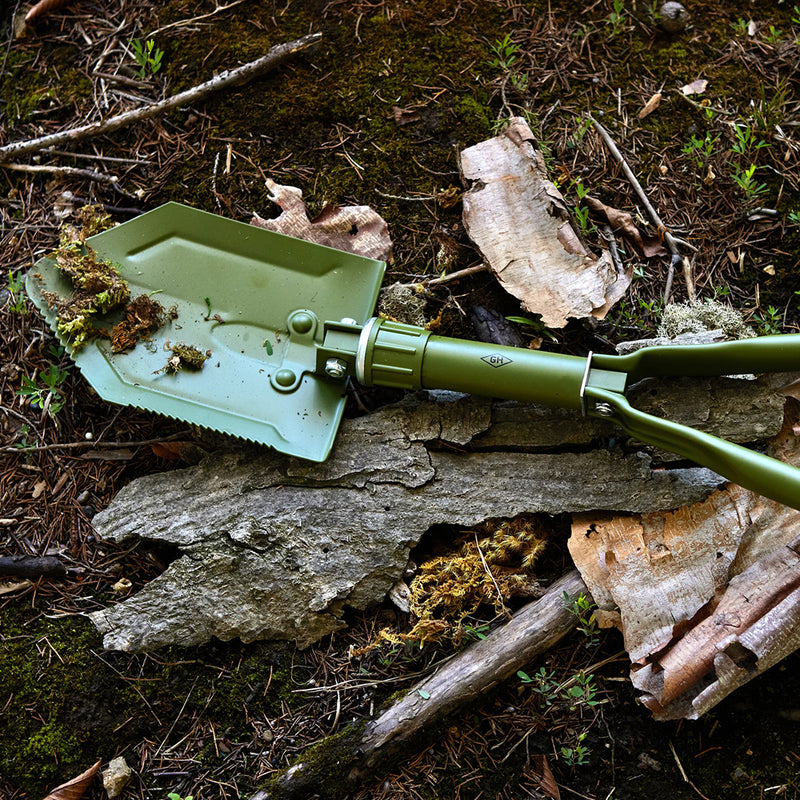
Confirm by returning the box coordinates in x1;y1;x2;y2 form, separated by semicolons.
340;318;800;511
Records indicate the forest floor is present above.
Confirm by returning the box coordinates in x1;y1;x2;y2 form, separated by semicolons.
2;1;800;799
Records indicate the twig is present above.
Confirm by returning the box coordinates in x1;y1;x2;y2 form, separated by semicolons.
474;533;510;619
1;431;192;454
0;162;120;185
147;0;251;37
0;32;322;161
589;116;692;301
425;263;490;286
599;224;624;276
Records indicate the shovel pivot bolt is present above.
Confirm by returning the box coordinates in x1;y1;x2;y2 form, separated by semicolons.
325;358;348;379
594;402;615;417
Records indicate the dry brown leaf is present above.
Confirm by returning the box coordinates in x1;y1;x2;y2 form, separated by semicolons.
679;78;708;96
393;105;421;126
43;759;101;800
530;754;561;800
585;196;668;258
460;118;627;328
251;179;393;262
638;92;662;119
149;441;207;463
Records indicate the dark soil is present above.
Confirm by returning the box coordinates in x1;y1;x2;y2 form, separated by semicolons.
1;1;799;799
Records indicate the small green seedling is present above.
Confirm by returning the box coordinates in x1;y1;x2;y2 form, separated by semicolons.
6;270;27;313
18;363;71;416
564;591;600;646
732;163;768;203
561;732;591;766
130;38;164;79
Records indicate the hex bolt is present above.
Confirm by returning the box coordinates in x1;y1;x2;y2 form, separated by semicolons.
594;402;615;418
325;358;348;379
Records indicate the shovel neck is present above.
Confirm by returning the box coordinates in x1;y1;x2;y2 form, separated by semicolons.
355;317;590;410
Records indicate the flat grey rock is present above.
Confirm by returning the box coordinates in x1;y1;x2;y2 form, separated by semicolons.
89;385;780;652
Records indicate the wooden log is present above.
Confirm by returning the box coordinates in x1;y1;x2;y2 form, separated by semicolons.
267;570;589;800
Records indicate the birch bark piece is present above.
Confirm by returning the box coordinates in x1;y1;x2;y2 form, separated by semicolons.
88;391;724;653
460;117;628;328
569;401;800;719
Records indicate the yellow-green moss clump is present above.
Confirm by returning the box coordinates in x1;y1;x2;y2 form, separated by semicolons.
40;206;130;351
380;516;548;648
163;343;210;374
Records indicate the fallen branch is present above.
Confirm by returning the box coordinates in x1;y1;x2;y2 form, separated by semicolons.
0;555;68;578
589;116;694;302
0;162;121;185
0;32;322;161
267;570;588;799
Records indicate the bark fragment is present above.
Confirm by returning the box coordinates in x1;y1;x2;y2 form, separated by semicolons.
460;117;628;328
569;400;800;719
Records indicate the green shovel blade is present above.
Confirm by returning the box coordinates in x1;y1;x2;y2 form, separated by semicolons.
26;203;385;461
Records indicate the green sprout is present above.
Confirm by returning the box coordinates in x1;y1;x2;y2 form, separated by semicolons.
5;270;27;313
130;38;164;79
18;363;71;416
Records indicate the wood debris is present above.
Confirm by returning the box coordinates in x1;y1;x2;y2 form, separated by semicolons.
569;400;800;719
460;117;628;328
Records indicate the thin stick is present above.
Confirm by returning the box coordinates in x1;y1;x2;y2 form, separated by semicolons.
425;263;490;286
0;162;119;184
589;116;690;301
0;32;322;161
1;431;192;454
474;533;510;619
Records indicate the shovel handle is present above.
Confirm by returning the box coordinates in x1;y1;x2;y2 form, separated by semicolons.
593;334;800;382
341;318;800;510
586;386;800;510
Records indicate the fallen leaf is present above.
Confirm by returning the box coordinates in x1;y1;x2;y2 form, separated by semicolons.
251;179;393;262
530;754;560;800
680;78;708;96
585;196;668;257
638;92;662;119
31;478;47;499
149;441;207;463
393;105;421;126
460;118;627;328
42;760;101;800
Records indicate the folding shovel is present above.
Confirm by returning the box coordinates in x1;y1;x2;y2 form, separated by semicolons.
25;203;800;510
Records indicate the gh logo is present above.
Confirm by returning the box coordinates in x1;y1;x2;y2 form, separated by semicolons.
481;353;513;368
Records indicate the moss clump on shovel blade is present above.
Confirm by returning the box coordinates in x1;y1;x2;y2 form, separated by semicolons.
161;343;210;374
40;206;130;351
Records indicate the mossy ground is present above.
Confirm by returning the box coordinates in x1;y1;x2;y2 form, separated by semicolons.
2;0;800;798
